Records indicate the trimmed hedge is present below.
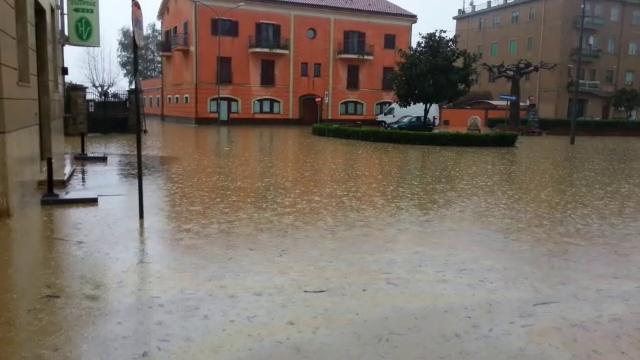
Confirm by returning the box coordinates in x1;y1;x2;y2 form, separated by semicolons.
312;124;518;147
488;118;640;131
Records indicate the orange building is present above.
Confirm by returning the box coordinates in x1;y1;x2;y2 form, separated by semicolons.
142;0;417;124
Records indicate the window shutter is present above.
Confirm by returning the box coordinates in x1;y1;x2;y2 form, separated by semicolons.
232;20;239;37
274;24;281;42
358;32;366;52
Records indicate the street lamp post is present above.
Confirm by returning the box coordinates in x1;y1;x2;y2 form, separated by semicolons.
570;0;587;145
192;1;244;123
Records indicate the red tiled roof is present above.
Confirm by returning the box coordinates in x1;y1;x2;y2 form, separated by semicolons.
253;0;417;18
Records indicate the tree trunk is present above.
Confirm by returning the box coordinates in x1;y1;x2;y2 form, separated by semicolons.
509;77;521;129
423;104;432;126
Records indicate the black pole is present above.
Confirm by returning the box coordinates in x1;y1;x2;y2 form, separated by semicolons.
133;3;144;220
80;132;86;155
44;157;59;199
570;0;587;145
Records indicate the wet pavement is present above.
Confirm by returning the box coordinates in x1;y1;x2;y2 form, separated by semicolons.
1;120;639;359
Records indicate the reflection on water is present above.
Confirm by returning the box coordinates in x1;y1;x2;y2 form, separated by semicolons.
1;121;639;359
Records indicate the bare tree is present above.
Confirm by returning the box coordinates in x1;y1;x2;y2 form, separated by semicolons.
83;47;121;99
483;60;556;128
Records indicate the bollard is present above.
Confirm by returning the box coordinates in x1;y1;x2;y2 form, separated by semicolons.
80;133;86;156
43;157;59;199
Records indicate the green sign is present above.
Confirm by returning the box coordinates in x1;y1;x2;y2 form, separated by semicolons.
67;0;100;47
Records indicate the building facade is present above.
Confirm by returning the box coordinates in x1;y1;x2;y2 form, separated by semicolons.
1;0;65;217
455;0;640;120
143;0;417;123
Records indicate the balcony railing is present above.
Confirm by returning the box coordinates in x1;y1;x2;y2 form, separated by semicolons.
248;37;290;53
575;15;605;30
337;43;375;59
578;80;600;91
572;47;602;62
157;40;172;55
170;33;189;50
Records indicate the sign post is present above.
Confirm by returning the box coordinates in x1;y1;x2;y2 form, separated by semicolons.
315;97;322;124
132;1;144;220
67;0;100;47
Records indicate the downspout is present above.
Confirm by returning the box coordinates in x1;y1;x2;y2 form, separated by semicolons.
161;19;165;121
328;17;335;120
289;13;295;119
194;1;199;123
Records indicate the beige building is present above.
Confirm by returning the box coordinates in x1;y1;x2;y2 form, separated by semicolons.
455;0;640;120
1;0;65;217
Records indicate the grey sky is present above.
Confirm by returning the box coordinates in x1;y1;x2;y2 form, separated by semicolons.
65;0;461;87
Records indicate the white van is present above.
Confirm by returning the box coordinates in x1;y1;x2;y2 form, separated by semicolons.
377;103;439;127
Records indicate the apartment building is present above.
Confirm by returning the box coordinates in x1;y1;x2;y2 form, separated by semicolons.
0;0;65;216
142;0;417;123
455;0;640;120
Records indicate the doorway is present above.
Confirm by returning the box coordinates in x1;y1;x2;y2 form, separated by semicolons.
219;100;230;122
35;3;51;160
602;102;610;120
299;95;319;124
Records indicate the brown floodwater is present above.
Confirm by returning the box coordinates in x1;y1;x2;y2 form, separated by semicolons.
1;120;639;359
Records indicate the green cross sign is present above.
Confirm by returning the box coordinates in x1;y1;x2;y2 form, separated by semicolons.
68;0;100;47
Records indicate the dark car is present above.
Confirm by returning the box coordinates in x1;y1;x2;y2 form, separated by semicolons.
385;115;434;132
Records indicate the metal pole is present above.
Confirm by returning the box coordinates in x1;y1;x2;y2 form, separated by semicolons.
45;157;59;198
217;21;222;122
80;132;86;155
194;2;199;122
570;0;587;145
133;2;144;220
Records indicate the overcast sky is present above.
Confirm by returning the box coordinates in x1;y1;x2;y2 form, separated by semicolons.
65;0;462;87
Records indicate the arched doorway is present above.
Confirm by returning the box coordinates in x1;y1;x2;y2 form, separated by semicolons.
299;95;320;124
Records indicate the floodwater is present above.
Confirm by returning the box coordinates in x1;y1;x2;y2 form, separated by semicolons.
1;120;639;359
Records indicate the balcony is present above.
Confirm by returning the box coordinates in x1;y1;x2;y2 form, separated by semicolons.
575;15;605;30
571;47;602;62
170;33;189;51
157;40;172;56
248;37;290;54
568;80;615;97
337;43;374;60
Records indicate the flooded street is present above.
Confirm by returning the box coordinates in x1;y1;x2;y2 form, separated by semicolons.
1;120;639;359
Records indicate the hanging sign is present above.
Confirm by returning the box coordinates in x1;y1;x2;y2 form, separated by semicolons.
67;0;101;47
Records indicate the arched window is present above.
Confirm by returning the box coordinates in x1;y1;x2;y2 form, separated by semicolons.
339;100;365;115
174;95;180;104
374;101;393;115
253;98;281;114
167;96;172;104
184;95;190;104
209;97;240;113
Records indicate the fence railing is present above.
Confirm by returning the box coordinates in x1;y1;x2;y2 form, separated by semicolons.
337;42;375;57
249;36;290;51
86;89;130;102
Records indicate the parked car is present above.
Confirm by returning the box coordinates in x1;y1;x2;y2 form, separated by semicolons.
386;115;434;132
376;103;439;127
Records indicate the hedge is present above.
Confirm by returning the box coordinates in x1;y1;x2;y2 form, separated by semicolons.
487;118;640;131
312;125;518;147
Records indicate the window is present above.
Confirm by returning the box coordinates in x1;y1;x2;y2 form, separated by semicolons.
593;3;603;17
313;63;321;77
490;42;499;57
209;97;239;113
174;95;180;104
344;31;366;54
589;69;597;81
492;15;501;27
529;7;535;21
340;101;364;115
625;71;635;86
301;62;309;77
15;0;30;83
217;57;232;84
605;69;614;84
156;96;160;107
168;96;172;104
611;6;621;22
384;34;396;49
253;98;281;114
608;36;617;54
307;28;317;40
629;42;638;56
382;67;394;90
184;95;190;104
143;97;146;108
375;101;392;115
347;65;360;90
212;18;239;37
509;40;518;55
511;10;520;24
527;37;534;51
634;11;640;25
478;17;484;31
256;23;282;47
261;59;275;86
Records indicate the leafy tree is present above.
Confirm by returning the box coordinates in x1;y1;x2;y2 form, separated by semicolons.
117;23;162;87
482;60;556;128
612;88;640;121
392;30;479;123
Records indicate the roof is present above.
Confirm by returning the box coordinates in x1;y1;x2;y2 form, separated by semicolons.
158;0;417;20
